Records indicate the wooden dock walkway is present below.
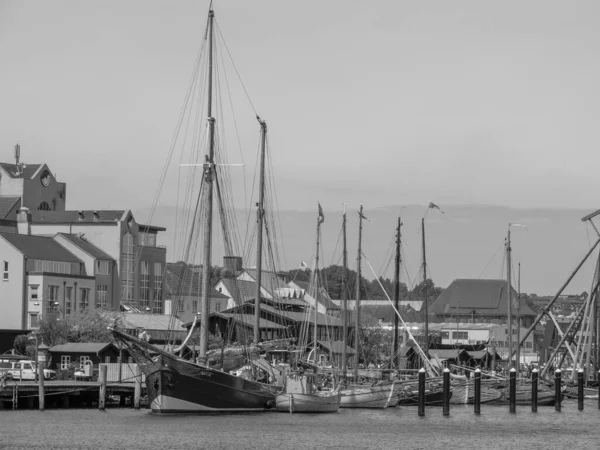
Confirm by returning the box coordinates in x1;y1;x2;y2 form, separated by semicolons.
0;380;147;410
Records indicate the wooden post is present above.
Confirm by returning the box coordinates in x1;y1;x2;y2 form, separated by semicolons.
134;365;142;410
418;368;425;417
38;358;45;412
554;369;561;412
509;368;516;413
442;368;450;416
578;368;584;411
289;394;293;414
531;369;538;413
99;364;107;411
598;370;600;410
474;368;481;415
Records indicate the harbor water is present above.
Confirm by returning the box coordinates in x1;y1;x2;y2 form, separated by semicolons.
1;400;599;449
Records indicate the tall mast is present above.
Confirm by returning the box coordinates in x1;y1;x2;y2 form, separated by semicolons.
516;261;521;371
313;205;323;364
341;206;348;376
506;227;513;368
199;8;215;360
393;217;402;368
353;205;364;380
421;218;429;355
253;119;267;343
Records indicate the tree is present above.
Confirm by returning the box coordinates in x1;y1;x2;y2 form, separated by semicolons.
35;310;123;347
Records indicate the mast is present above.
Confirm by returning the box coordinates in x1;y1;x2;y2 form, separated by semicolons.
516;261;521;371
421;218;429;355
353;205;364;380
341;206;348;376
506;227;513;368
313;205;323;364
393;217;402;368
199;8;215;360
253;119;267;343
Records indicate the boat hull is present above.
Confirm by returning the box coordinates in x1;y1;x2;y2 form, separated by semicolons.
396;389;450;406
340;384;397;408
275;391;341;413
145;355;281;413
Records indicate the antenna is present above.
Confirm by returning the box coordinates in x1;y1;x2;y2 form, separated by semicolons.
14;143;20;165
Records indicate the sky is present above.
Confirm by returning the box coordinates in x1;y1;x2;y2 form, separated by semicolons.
2;1;600;294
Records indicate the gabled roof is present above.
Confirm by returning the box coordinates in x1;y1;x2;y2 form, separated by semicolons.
49;343;116;353
210;312;287;330
243;269;287;294
0;232;81;263
0;163;42;179
218;278;256;304
430;348;468;360
55;233;114;261
317;340;355;355
29;210;126;224
0;197;20;219
164;262;227;298
291;280;340;310
120;313;185;331
259;302;344;327
430;279;536;317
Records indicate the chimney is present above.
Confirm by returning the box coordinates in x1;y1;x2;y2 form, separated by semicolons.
17;207;31;235
78;210;84;220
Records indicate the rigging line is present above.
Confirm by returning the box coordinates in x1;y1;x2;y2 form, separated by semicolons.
478;238;506;279
214;18;259;117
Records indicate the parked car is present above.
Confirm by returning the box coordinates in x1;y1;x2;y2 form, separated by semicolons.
0;359;56;380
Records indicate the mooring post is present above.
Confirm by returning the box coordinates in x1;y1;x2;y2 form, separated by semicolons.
474;368;481;415
578;368;584;411
289;394;293;414
531;368;538;413
99;364;107;411
442;368;450;416
134;364;142;410
418;367;426;417
509;368;516;413
555;369;562;412
598;370;600;410
37;359;45;412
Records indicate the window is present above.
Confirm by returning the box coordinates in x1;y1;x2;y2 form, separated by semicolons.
152;262;163;314
46;285;59;314
79;288;90;311
65;286;72;316
452;331;469;340
96;285;108;309
104;356;110;364
525;342;533;348
2;261;8;281
29;313;39;329
121;233;134;302
215;301;221;312
61;355;71;370
140;261;149;309
38;201;50;210
30;285;39;301
95;260;110;275
79;356;90;370
440;331;449;339
192;299;198;311
30;259;72;274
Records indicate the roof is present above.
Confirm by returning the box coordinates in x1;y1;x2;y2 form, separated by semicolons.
317;340;355;355
430;279;537;317
218;278;257;304
49;343;116;353
468;350;502;360
292;280;340;310
429;349;468;360
0;163;41;179
139;223;167;232
1;233;81;263
244;269;287;294
260;303;344;327
120;313;185;331
29;210;126;224
0;197;20;219
165;262;227;298
55;233;114;260
210;312;287;329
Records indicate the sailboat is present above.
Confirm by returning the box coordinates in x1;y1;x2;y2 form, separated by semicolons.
275;204;341;413
112;5;285;413
339;205;398;409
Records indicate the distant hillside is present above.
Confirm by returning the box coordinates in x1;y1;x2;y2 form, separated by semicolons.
133;204;599;296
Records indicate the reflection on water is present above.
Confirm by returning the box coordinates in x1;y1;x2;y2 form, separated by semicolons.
1;400;600;449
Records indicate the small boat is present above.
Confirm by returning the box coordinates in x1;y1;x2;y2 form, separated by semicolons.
275;372;340;413
339;382;398;408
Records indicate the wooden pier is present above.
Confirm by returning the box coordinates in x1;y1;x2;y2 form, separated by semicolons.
0;379;146;410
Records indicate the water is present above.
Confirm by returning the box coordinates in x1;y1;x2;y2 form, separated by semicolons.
1;399;599;449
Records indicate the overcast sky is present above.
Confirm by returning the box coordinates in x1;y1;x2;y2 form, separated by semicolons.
2;0;600;212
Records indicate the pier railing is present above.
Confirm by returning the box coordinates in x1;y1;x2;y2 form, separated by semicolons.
100;363;146;384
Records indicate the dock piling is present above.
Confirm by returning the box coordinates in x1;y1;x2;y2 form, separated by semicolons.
37;362;45;412
99;364;107;411
578;368;584;411
418;368;425;417
555;369;561;412
474;368;481;415
134;365;142;410
531;369;538;413
509;368;516;413
442;368;450;416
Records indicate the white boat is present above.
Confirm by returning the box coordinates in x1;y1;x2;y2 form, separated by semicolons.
275;373;340;413
339;382;397;408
